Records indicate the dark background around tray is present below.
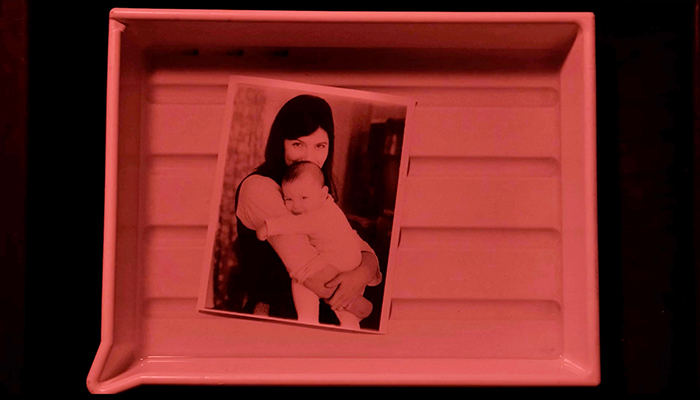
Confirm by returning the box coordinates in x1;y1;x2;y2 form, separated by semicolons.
2;0;699;395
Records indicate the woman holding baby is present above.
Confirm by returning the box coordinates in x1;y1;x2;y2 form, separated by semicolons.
230;94;382;328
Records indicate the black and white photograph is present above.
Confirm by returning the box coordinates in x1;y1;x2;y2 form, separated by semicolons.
198;76;414;332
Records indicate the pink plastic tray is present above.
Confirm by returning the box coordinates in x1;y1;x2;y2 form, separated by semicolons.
87;9;599;393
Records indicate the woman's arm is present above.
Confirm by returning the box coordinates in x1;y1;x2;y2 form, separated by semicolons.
358;241;383;287
324;246;382;311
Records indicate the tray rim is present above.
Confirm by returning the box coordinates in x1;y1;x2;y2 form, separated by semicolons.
108;8;595;24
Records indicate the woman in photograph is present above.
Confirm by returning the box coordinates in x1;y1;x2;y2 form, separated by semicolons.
230;94;382;326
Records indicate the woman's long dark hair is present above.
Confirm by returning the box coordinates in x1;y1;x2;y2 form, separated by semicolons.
254;94;337;200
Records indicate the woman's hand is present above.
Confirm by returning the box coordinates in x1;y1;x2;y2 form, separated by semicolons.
324;252;379;311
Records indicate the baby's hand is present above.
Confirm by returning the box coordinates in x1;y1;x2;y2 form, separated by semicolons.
256;223;269;241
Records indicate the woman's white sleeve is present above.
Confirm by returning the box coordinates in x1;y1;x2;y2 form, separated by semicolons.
235;175;289;230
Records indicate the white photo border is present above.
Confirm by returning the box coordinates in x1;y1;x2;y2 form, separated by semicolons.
197;75;416;334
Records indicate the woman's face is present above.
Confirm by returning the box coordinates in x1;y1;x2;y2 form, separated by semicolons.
283;127;330;169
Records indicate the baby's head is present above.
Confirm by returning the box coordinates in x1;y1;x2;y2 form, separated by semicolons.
281;161;329;215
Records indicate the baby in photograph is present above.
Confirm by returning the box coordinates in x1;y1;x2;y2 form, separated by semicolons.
256;161;373;329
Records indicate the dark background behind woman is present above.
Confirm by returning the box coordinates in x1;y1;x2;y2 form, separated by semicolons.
4;0;699;394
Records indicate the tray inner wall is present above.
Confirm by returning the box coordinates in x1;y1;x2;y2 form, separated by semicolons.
119;45;568;361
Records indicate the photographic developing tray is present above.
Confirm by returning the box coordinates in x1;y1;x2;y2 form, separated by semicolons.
87;9;598;392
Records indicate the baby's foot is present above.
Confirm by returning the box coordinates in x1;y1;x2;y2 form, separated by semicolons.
303;266;373;320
